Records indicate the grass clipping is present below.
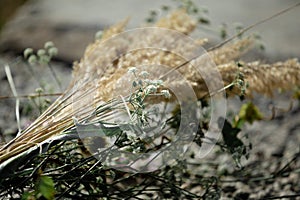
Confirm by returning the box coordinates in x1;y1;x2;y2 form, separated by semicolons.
0;9;300;164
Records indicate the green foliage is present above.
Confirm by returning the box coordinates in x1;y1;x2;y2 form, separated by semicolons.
227;62;249;100
234;102;263;128
175;0;210;25
219;117;250;167
220;23;228;39
38;175;55;200
95;30;103;40
293;87;300;102
21;192;35;200
23;87;53;116
21;174;55;200
145;0;210;25
24;42;58;65
126;67;170;128
221;118;243;152
23;41;62;90
145;9;159;23
18;41;62;117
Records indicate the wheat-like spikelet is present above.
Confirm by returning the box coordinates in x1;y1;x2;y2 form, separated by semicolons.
210;36;255;65
218;59;300;97
155;9;196;34
1;9;300;164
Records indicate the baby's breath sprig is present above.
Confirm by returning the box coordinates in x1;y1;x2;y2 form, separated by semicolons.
234;62;248;100
146;10;159;23
161;89;171;99
253;32;266;51
126;67;171;130
28;87;52;115
23;41;62;91
173;0;210;25
91;68;172;156
210;62;248;99
95;30;103;41
128;67;138;75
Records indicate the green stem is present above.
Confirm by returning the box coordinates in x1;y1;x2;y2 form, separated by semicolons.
48;63;62;91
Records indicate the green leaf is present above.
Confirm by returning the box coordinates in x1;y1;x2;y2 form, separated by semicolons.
198;17;210;24
221;118;243;152
21;192;36;200
38;176;55;200
219;117;248;167
76;123;122;137
293;88;300;100
234;102;263;128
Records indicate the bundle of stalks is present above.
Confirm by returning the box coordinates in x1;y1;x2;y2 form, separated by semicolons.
0;8;300;168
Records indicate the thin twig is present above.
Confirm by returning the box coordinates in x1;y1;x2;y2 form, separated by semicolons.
264;194;300;200
0;92;62;100
208;2;300;52
57;159;102;199
48;63;62;91
273;152;300;176
4;64;21;135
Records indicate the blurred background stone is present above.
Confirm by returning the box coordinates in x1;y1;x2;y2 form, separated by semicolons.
0;0;28;31
0;0;299;62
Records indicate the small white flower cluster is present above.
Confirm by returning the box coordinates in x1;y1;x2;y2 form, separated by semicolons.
128;67;137;74
127;67;171;99
145;84;157;94
161;89;171;99
23;41;58;65
139;71;149;77
95;30;103;40
125;67;172;136
234;69;248;99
